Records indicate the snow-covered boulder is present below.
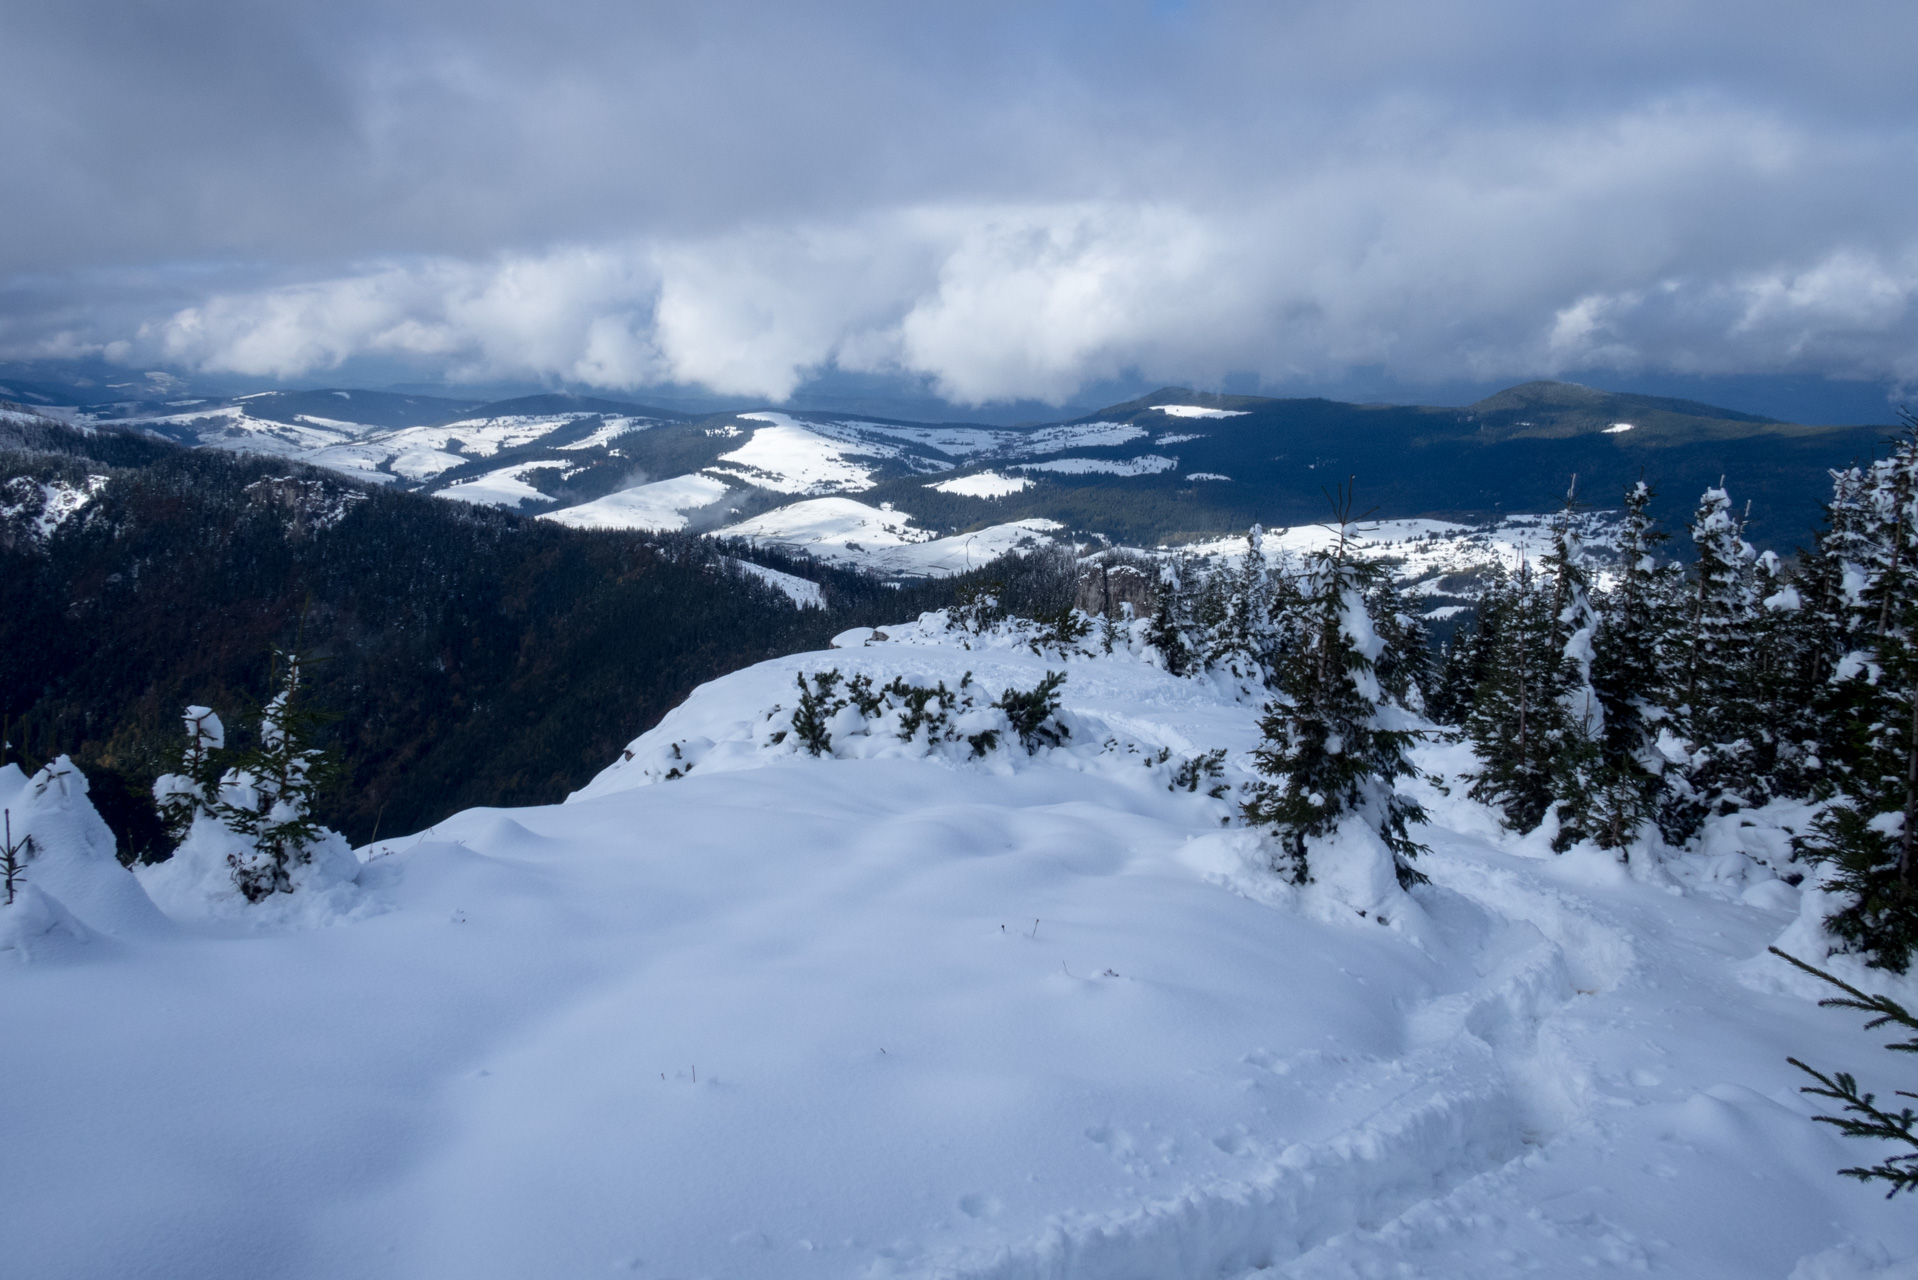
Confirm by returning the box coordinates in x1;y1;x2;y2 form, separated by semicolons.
0;758;169;939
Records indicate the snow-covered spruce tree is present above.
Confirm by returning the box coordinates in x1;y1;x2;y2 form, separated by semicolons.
1465;559;1568;834
1425;568;1508;727
1751;548;1829;801
1798;427;1918;969
1366;567;1431;714
151;705;226;843
1797;465;1878;791
1145;555;1199;676
214;651;345;902
1530;482;1626;851
1241;517;1427;888
1195;526;1280;689
1660;483;1764;842
1573;481;1670;848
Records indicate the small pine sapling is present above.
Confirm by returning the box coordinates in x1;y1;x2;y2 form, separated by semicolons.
1772;947;1918;1195
1;809;31;906
995;672;1069;752
1170;749;1229;797
791;670;846;756
218;650;342;902
152;705;226;844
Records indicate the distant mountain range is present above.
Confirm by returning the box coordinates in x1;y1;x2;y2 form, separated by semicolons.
16;377;1897;560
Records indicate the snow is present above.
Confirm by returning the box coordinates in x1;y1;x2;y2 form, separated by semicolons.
0;474;109;541
4;620;1912;1277
716;498;1062;577
80;403;659;488
1019;454;1178;477
727;557;826;609
844;423;1017;456
433;460;565;509
1157;432;1207;445
1186;471;1232;482
1605;422;1636;433
1154;405;1249;419
927;470;1032;498
1009;421;1149;455
553;416;657;450
543;473;733;532
710;414;900;494
402;413;598;459
0;758;170;940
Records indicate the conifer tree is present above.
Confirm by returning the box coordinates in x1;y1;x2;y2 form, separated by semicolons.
1465;560;1566;833
1799;427;1918;969
1577;481;1670;848
1426;571;1507;727
216;650;342;902
1661;483;1764;841
1242;512;1427;887
1146;557;1197;676
1199;527;1279;688
151;705;226;843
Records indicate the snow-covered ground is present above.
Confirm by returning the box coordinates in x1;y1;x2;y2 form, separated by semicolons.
710;414;907;495
716;497;1062;576
726;557;826;608
1018;454;1178;477
1154;405;1248;419
927;471;1031;498
434;459;567;509
75;401;663;489
545;473;735;532
2;614;1913;1279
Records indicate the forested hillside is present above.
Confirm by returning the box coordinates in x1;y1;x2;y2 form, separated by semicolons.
0;416;1036;857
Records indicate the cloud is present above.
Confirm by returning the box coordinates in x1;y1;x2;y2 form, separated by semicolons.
7;1;1918;400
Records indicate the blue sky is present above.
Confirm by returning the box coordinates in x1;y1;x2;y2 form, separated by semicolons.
3;0;1916;417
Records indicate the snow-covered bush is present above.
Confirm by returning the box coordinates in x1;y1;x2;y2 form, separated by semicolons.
144;652;361;915
774;668;1069;763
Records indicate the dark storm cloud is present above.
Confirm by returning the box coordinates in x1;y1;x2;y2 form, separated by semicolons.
4;0;1917;402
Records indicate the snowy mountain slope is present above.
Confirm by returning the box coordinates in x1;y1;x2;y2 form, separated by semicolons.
543;472;737;532
713;496;1063;576
43;380;1896;580
2;614;1914;1279
70;391;679;494
435;459;570;509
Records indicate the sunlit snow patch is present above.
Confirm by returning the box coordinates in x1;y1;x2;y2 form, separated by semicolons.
554;416;657;450
435;461;565;509
708;413;899;495
926;471;1030;498
544;473;733;532
1186;472;1231;482
1007;421;1147;456
717;497;1061;577
1154;404;1248;419
1604;422;1636;433
727;558;825;609
1019;455;1177;477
